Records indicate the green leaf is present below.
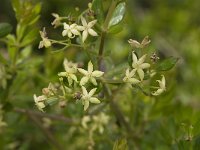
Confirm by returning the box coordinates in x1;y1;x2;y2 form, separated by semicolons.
193;135;200;150
108;2;126;28
113;138;128;150
0;53;7;65
21;29;38;47
46;97;58;106
92;0;104;24
156;57;178;71
0;23;12;38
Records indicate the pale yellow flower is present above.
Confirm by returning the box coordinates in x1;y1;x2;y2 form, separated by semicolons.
78;17;98;42
38;28;51;49
51;13;61;28
123;68;140;84
92;113;109;134
78;61;104;86
62;23;80;38
33;94;46;112
152;75;166;96
132;52;150;81
81;86;100;111
128;36;151;48
58;59;78;86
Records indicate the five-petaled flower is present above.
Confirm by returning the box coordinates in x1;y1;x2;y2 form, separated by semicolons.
152;75;166;96
38;28;51;49
78;17;98;42
51;13;62;28
132;52;150;81
58;59;78;86
81;86;100;111
33;94;46;112
62;23;80;38
78;61;104;86
128;36;151;48
123;68;140;84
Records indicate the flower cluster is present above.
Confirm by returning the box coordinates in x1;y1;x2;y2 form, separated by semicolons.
81;112;110;134
62;17;98;42
123;36;167;96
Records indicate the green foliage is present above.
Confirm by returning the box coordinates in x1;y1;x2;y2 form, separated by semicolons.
0;23;12;38
113;138;128;150
156;57;179;71
109;2;126;28
0;0;200;149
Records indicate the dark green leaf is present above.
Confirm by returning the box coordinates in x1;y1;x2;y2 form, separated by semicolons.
113;138;128;150
109;2;126;28
0;23;12;38
92;0;104;24
156;57;179;71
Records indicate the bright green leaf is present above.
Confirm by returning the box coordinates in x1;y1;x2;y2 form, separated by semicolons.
156;57;179;71
108;2;126;28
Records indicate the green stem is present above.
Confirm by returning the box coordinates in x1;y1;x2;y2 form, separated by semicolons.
98;0;118;69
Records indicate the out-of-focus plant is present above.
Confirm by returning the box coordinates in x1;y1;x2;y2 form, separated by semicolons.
3;0;198;149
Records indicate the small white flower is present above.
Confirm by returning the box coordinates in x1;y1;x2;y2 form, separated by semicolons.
81;116;91;129
33;94;46;112
78;17;98;42
128;36;151;48
152;75;166;96
58;59;78;86
132;52;150;81
123;68;140;84
92;113;109;134
51;13;61;28
81;86;100;111
62;23;80;38
39;28;51;49
78;61;104;86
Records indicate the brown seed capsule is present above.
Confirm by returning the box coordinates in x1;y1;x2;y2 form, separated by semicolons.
150;52;160;63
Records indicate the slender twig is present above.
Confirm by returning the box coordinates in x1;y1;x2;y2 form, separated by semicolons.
98;0;118;69
14;108;73;124
26;111;63;150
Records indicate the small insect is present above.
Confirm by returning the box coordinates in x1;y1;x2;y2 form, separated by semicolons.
150;52;160;63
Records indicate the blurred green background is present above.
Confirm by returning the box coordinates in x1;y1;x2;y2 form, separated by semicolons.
1;0;200;149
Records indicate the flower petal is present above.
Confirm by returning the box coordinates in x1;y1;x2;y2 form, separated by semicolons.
63;23;69;29
89;88;97;97
67;76;73;86
81;86;88;96
138;54;147;65
88;61;93;73
83;100;90;111
152;88;164;96
69;74;77;82
88;20;97;28
82;30;88;42
81;17;87;27
88;29;98;36
129;78;140;84
78;68;88;76
132;52;138;64
62;30;68;36
137;68;144;81
140;63;150;69
92;71;104;77
90;77;97;86
89;97;100;104
80;76;89;86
